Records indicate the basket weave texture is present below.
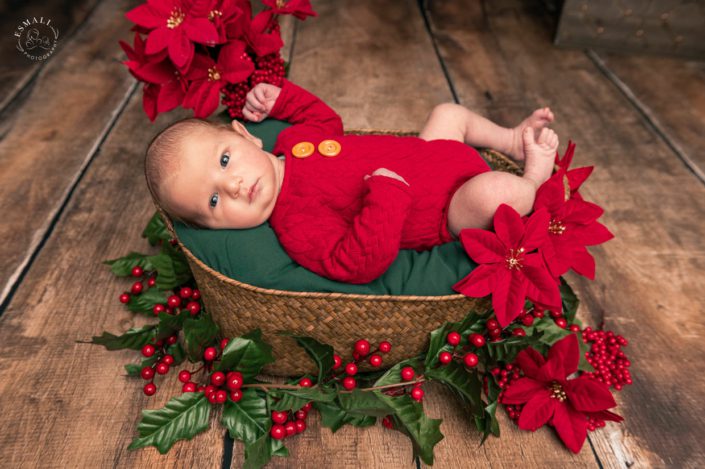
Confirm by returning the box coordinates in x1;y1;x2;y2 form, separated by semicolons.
162;130;520;376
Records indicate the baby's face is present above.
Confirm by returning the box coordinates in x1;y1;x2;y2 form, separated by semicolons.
163;125;282;229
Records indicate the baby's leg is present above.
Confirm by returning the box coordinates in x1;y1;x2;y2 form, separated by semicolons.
419;103;554;161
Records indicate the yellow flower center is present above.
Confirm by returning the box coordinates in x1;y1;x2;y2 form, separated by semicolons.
209;9;222;20
548;219;566;235
276;0;286;8
505;247;525;270
208;67;221;81
549;381;567;402
167;8;185;29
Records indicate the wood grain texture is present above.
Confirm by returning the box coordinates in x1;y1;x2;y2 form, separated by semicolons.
0;91;226;467
427;0;705;467
596;53;705;178
0;0;98;111
0;0;141;307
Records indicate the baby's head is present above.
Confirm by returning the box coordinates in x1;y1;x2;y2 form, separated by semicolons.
145;118;284;229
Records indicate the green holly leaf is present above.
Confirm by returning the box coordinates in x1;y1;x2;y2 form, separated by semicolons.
282;334;334;385
269;386;336;412
148;242;191;290
424;310;486;369
103;252;155;277
125;356;158;376
315;400;377;432
480;400;500;443
242;433;288;469
157;310;188;340
221;389;271;444
486;335;541;364
128;392;211;454
560;278;579;323
143;211;171;246
535;318;572;346
167;342;186;366
337;389;394;417
182;314;220;362
127;288;168;316
216;329;275;381
425;362;484;418
90;325;156;351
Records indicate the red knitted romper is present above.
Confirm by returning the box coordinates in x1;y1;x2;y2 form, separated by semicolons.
268;79;490;284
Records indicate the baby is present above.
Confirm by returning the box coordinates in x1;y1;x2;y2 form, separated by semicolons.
145;79;558;284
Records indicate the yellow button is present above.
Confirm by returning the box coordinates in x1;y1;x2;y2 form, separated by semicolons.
318;139;342;157
292;142;314;158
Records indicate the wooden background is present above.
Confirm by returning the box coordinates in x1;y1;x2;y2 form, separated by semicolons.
1;0;704;467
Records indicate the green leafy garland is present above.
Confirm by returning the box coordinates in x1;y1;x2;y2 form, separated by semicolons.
90;212;592;467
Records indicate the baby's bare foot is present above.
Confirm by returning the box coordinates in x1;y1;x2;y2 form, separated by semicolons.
507;107;555;161
522;127;559;187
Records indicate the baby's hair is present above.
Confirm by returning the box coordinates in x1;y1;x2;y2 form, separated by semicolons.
144;117;231;228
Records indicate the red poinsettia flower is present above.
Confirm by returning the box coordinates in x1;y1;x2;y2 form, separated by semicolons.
183;40;254;117
208;0;249;43
554;141;593;200
502;334;622;453
534;173;614;279
262;0;317;20
126;0;220;70
244;10;283;56
453;204;561;327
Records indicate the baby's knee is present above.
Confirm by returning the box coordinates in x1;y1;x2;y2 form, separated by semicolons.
430;102;463;120
474;172;537;217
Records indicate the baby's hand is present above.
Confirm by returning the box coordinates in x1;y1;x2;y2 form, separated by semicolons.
243;83;282;122
364;168;409;186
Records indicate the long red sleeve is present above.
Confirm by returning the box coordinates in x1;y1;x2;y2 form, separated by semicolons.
273;175;412;284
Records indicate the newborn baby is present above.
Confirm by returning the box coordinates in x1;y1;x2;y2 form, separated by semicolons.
145;79;558;283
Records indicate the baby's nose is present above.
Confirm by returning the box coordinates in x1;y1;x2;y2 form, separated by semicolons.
225;177;243;197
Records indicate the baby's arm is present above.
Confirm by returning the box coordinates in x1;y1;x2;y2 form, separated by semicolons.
276;171;411;284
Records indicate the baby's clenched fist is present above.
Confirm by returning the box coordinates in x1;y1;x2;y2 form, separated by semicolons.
364;168;409;186
242;83;282;122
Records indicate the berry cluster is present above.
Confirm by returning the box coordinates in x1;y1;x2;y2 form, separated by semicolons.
436;330;486;368
269;404;311;440
327;339;392;391
580;327;632;391
221;51;286;120
117;264;203;317
139;334;180;396
490;363;523;422
119;265;157;304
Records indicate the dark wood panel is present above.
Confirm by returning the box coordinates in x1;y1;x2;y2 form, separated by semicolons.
427;0;705;467
0;0;140;307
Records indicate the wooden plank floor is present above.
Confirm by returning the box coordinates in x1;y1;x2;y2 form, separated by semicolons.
1;0;704;467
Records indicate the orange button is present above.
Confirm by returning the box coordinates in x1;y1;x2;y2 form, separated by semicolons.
292;142;314;158
318;139;341;157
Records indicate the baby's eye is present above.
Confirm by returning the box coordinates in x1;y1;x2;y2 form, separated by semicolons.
209;193;219;208
220;153;230;167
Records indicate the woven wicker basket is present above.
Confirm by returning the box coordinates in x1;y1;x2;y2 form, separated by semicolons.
161;130;520;376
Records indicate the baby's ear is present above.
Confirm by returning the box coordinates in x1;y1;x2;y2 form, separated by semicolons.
230;120;263;149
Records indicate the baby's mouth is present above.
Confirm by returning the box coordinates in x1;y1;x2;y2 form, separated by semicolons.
248;179;259;202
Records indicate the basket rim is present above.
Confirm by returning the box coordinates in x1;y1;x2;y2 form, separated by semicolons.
158;128;519;302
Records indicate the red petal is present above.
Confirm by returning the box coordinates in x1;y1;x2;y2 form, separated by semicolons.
574;221;614;246
145;27;170;55
452;264;497;298
125;4;164;29
518;390;557;431
564;199;603;225
564;377;617;412
568;166;594;191
493;269;527;328
541;237;570;278
570;246;595;279
157;80;185;113
534;174;566;213
522;207;550;252
547;334;580;378
184;17;219;45
142;83;159;121
515;347;546;379
494;204;524;249
188;81;221;118
459;229;506;263
587;409;624;423
218;41;255;83
523;254;561;309
168;30;193;68
502;378;545;404
551;402;588;453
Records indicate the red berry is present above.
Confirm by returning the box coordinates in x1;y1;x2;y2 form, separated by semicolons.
295;419;306;433
211;371;225;387
220;338;230;350
379;341;392;353
521;315;535;326
299;377;313;387
131;281;143;295
295;409;307;420
178;370;191;383
342;376;356;390
463;353;479;367
284;421;297;436
303;402;313;412
131;266;144;277
438;351;453;365
446;331;461;346
354;339;370;356
270;424;286;440
369;354;383;367
401;367;415;381
141;344;156;358
382;416;393;429
191;289;201;300
345;363;358;376
533;309;545;319
230;390;243;402
186;301;201;315
333;354;342;369
140;366;155;380
204;385;216;396
179;287;193;299
207;392;219;404
215;390;227;404
182;382;197;393
271;411;288;424
147;277;156;287
555;318;568;329
167;334;178;345
489;328;502;338
143;383;157;396
486;319;500;330
227;372;243;390
569;324;580;332
152;304;166;316
156;363;169;375
167;295;181;308
203;347;217;361
119;292;130;304
410;387;424;401
512;328;526;337
162;355;174;365
469;333;486;348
